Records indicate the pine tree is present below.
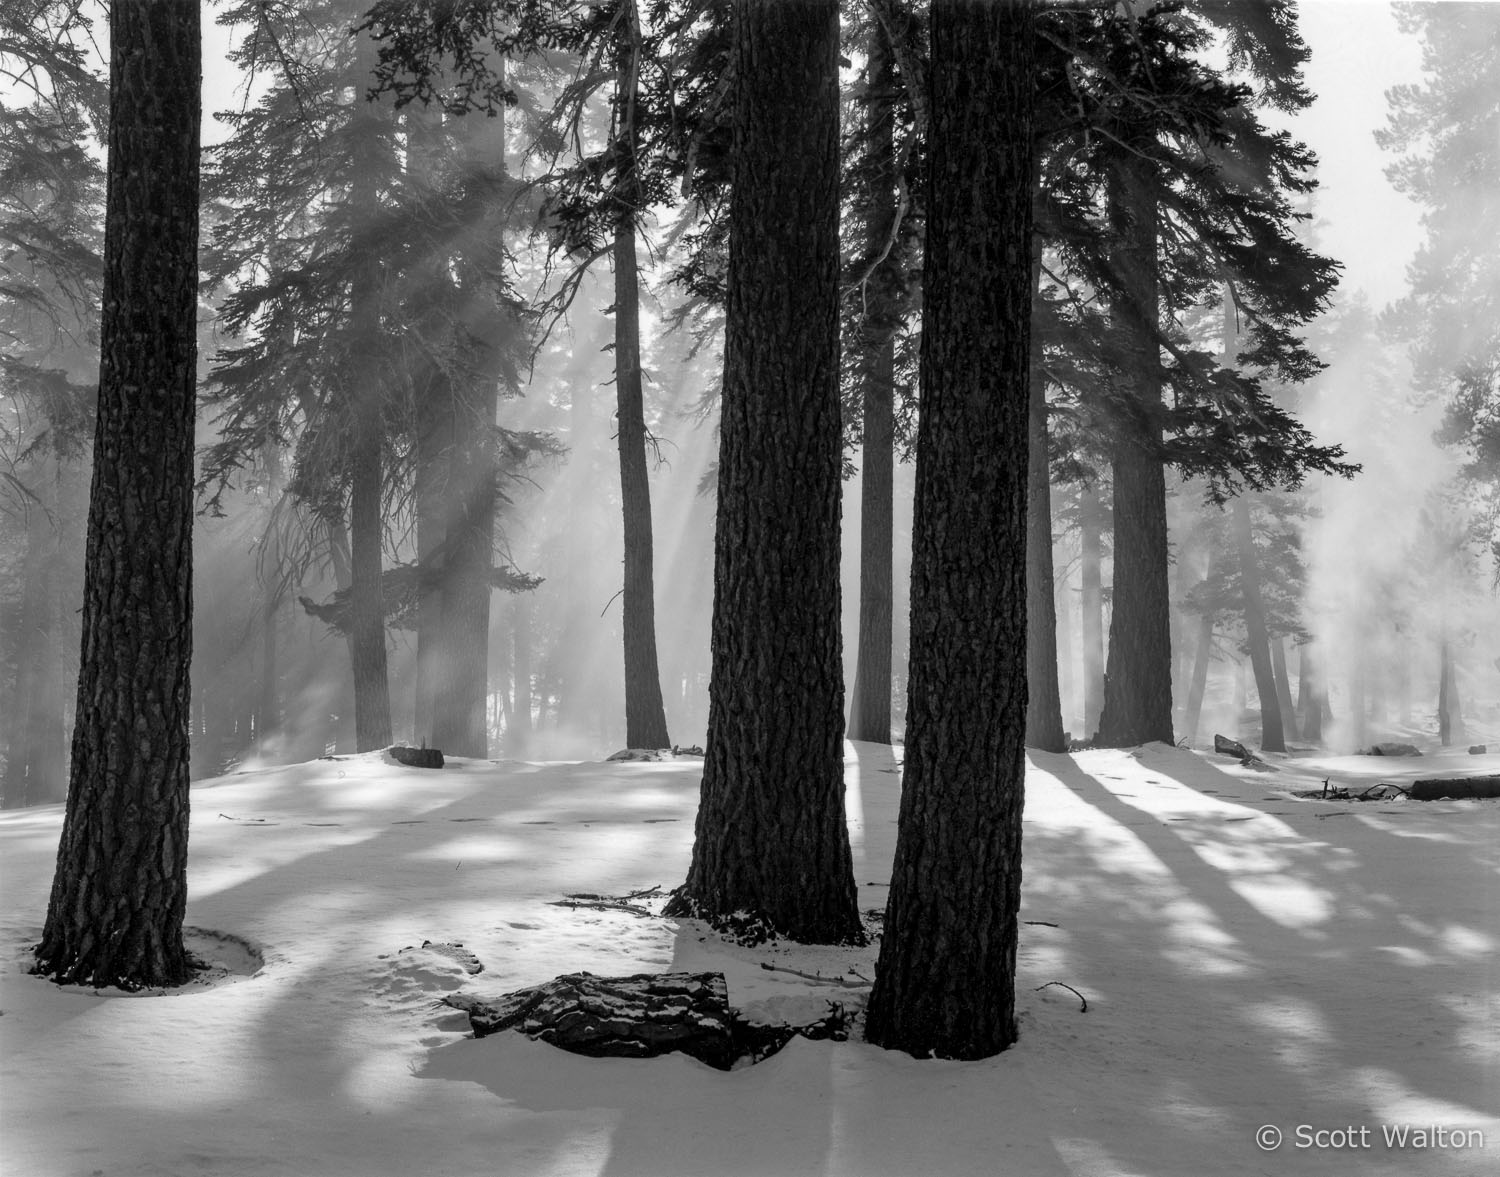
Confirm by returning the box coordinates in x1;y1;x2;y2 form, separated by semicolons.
864;0;1034;1060
664;0;862;945
34;0;200;989
1380;2;1500;573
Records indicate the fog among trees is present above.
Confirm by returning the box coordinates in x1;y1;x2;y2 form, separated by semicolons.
1;0;1497;1070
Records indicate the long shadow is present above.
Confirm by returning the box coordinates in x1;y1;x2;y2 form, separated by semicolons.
1022;747;1498;1174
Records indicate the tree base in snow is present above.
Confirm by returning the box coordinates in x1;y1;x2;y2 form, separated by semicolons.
390;746;444;769
443;971;849;1070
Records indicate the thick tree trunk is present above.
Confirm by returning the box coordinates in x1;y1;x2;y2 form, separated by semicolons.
612;18;671;750
847;22;898;746
1232;496;1285;753
35;0;199;989
1079;483;1105;738
864;0;1034;1061
1095;153;1174;749
1025;244;1065;752
1349;648;1368;749
666;0;862;945
1270;635;1299;743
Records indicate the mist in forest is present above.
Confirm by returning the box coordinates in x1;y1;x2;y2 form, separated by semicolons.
3;0;1498;801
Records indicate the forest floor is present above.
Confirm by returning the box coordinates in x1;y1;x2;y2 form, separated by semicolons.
1;736;1496;1177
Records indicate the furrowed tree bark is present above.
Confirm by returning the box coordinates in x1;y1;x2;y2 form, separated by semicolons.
34;0;199;989
1079;482;1105;738
864;0;1034;1060
847;20;898;746
1095;152;1174;749
613;5;671;751
666;0;862;945
1025;242;1065;752
346;32;392;753
1232;495;1285;753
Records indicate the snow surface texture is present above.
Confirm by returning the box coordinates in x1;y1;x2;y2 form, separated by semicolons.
1;741;1496;1177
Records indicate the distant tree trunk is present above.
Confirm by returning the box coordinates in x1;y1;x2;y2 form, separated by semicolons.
1270;636;1299;742
1183;612;1213;746
613;8;671;751
1395;634;1412;726
408;103;450;749
1438;635;1466;745
1024;243;1065;753
35;0;200;989
345;32;392;753
1349;648;1368;748
1297;642;1323;744
847;20;898;747
511;593;532;753
1079;483;1105;738
1231;496;1285;752
429;93;512;760
1095;153;1174;749
1055;559;1076;737
665;0;862;945
3;465;66;808
259;593;279;757
864;0;1034;1061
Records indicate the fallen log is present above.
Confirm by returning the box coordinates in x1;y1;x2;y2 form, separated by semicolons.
1407;775;1500;801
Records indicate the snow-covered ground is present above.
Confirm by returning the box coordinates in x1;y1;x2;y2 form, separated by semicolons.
2;739;1496;1177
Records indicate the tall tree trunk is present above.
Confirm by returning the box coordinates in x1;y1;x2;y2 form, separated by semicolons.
1095;154;1174;749
1395;633;1412;726
1079;483;1105;738
345;32;392;752
613;6;671;750
35;0;199;989
409;103;451;749
1025;241;1065;752
1270;635;1299;742
847;20;898;746
1232;496;1285;752
665;0;862;945
864;0;1034;1061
